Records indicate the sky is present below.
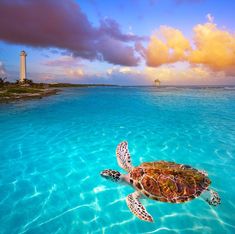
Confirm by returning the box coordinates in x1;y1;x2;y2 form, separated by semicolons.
0;0;235;85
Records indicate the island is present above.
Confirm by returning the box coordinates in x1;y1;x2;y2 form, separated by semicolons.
0;50;118;103
0;78;118;103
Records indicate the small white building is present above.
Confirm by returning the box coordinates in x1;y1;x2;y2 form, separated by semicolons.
20;50;27;82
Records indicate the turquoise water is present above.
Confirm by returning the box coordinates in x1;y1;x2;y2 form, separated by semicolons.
0;87;235;234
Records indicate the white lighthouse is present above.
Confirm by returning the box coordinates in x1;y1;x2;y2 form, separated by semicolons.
20;50;27;83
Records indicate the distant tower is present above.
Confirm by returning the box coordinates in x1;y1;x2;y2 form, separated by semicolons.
154;79;160;87
20;50;27;83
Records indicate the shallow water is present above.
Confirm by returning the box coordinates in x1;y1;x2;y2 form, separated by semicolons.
0;87;235;234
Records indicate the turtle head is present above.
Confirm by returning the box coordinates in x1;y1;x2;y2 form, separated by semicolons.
100;169;121;182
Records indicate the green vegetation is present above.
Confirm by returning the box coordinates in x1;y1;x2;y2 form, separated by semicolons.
0;77;58;102
48;83;118;88
0;78;117;103
0;77;8;87
6;87;44;94
15;78;33;85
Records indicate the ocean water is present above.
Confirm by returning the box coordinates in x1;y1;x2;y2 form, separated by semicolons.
0;86;235;234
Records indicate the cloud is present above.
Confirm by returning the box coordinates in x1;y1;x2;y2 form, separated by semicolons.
65;68;84;78
29;61;230;85
43;56;82;67
146;16;235;75
206;13;214;23
146;26;191;66
135;42;147;59
144;63;226;85
106;66;141;76
104;66;148;85
0;0;141;66
42;56;85;78
189;22;235;73
98;18;145;42
0;61;6;77
104;62;227;85
97;37;140;66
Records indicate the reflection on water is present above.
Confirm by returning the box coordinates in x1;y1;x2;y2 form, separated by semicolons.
0;87;235;233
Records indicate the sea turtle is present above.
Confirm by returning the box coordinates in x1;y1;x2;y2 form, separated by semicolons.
100;141;221;222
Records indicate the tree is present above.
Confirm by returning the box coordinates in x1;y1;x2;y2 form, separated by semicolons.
24;79;33;85
0;77;7;87
15;78;33;86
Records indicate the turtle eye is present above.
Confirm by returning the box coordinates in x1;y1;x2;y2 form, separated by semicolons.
100;169;109;177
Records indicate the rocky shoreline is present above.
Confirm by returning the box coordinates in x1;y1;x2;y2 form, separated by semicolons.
0;88;60;103
0;83;119;103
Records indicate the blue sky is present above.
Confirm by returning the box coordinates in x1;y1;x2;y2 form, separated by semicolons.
0;0;235;85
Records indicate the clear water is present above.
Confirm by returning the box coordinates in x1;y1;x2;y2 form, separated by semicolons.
0;87;235;234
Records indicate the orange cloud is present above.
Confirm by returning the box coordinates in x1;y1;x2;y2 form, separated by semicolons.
144;64;225;85
147;26;191;66
65;68;84;78
189;22;235;72
146;17;235;75
104;63;226;85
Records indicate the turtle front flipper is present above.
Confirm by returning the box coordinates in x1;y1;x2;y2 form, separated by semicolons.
126;191;154;222
116;141;133;172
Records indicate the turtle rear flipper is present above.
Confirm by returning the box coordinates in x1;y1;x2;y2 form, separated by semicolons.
203;189;221;206
116;141;133;172
126;191;154;222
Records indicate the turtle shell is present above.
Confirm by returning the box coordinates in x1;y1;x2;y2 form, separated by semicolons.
129;161;211;203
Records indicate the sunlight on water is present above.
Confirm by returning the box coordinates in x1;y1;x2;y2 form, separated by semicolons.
0;87;235;233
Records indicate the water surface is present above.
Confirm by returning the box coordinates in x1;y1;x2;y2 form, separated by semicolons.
0;87;235;233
